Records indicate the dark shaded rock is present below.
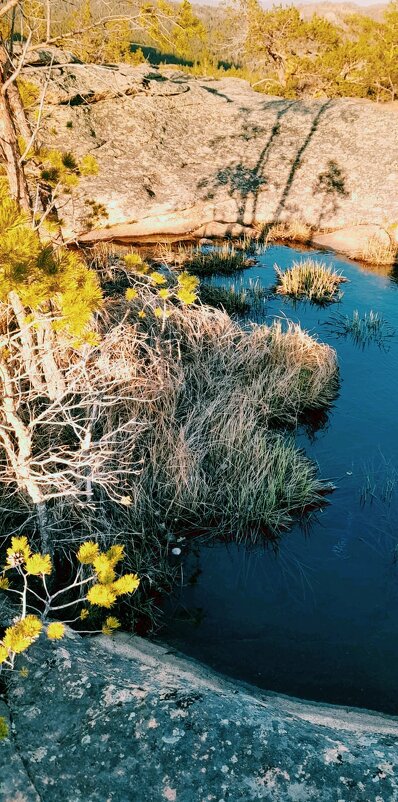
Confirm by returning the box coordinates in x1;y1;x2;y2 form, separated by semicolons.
1;629;398;801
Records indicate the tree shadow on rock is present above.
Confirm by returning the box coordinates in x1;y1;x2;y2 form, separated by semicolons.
199;98;334;227
313;160;349;227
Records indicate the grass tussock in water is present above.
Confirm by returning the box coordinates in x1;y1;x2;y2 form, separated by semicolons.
199;282;251;315
184;243;254;276
105;283;338;541
275;259;346;305
325;309;395;349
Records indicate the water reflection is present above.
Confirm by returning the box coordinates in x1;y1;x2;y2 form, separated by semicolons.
159;244;398;715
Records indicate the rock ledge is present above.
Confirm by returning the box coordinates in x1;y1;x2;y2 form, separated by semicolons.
1;629;398;801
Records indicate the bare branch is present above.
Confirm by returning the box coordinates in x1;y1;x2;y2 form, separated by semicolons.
0;0;18;20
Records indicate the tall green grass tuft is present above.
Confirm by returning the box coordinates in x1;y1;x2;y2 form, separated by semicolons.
275;259;346;304
199;278;267;316
185;243;253;276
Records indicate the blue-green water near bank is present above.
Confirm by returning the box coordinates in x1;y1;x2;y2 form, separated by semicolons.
159;245;398;715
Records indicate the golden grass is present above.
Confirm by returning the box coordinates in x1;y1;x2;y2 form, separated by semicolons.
358;235;398;266
265;220;312;245
275;258;346;304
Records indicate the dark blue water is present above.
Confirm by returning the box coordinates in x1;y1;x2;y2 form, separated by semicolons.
159;245;398;714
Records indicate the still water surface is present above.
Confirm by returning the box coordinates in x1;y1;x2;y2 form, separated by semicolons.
159;245;398;714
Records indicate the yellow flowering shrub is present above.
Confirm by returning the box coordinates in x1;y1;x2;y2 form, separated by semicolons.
25;553;52;576
101;616;121;635
93;554;116;585
106;545;125;566
3;616;42;654
77;541;100;564
122;252;201;321
0;536;140;671
86;583;117;608
0;646;8;663
6;536;31;567
46;622;66;640
112;574;140;596
150;271;167;286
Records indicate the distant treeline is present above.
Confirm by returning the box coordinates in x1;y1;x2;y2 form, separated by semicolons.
8;0;398;100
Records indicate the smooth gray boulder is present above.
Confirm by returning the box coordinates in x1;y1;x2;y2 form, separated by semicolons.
1;628;398;801
24;62;398;249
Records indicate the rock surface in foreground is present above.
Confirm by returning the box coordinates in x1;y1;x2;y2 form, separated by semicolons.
26;59;398;246
1;629;398;801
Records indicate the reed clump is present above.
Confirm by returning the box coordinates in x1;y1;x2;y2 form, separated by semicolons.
98;274;338;541
275;258;346;304
199;279;267;316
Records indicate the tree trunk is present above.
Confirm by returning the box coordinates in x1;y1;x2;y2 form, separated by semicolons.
0;43;31;211
7;80;32;143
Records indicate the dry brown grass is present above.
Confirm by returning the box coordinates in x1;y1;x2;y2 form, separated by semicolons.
265;220;312;245
275;259;346;304
96;281;338;541
359;235;398;265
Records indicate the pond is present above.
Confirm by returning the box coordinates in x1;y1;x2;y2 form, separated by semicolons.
157;244;398;715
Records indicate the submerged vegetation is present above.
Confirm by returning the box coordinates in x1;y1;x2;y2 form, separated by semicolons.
325;310;395;349
275;259;346;305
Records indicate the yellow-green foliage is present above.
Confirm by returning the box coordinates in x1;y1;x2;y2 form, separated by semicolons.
0;186;102;340
79;154;99;177
0;716;8;740
12;0;398;101
16;79;40;110
0;535;140;670
60;1;136;64
141;0;209;63
180;0;398;101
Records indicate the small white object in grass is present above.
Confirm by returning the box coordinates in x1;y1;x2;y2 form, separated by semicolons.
171;547;182;556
